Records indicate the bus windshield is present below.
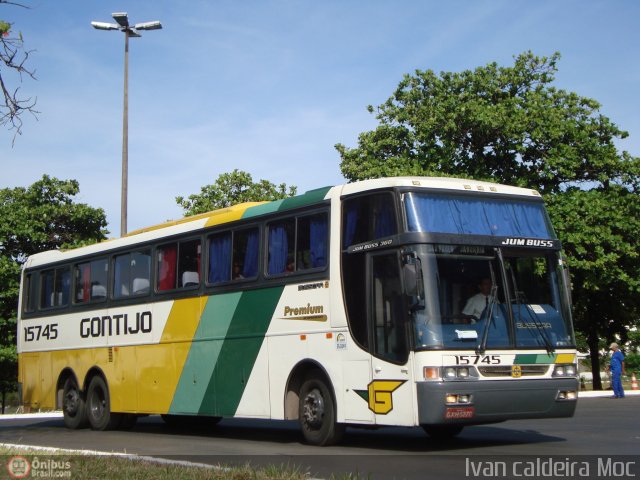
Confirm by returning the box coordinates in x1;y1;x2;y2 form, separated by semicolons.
404;192;554;238
410;244;574;350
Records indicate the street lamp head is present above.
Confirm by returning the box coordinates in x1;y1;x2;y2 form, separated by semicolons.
112;12;130;28
91;21;119;31
134;21;162;31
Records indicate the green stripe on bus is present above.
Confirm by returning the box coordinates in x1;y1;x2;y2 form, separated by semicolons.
514;354;556;364
198;286;284;416
242;186;331;219
275;186;331;211
169;292;243;414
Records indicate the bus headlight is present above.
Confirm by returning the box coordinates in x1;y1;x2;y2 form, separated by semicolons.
565;364;577;376
446;393;473;405
423;366;476;381
553;364;578;377
444;367;457;379
557;390;577;401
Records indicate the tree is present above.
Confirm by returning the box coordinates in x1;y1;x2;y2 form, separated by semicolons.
176;169;297;216
336;51;640;389
1;1;37;141
0;175;107;412
626;353;640;375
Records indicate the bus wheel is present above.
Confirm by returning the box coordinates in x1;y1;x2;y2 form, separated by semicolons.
299;372;345;446
86;376;122;431
62;377;87;429
422;425;464;439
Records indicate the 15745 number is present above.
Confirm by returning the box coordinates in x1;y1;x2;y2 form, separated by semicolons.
23;324;58;342
454;354;501;365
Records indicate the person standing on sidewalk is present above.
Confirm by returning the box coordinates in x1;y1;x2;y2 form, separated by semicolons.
607;343;626;398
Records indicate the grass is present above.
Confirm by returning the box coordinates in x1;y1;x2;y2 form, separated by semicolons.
0;446;317;480
0;446;370;480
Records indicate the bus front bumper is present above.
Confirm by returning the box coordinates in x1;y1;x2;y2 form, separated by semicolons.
417;378;579;426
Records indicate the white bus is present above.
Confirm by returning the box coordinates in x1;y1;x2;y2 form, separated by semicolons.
17;177;578;445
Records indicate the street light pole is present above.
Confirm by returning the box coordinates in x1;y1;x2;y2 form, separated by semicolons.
121;28;129;237
91;13;162;237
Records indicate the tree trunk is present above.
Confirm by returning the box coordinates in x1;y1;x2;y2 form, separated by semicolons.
1;388;5;414
588;330;603;390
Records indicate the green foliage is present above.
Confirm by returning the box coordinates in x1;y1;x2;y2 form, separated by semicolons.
335;52;640;389
0;20;10;36
176;169;297;216
625;353;640;374
627;329;640;353
336;51;640;194
0;175;107;393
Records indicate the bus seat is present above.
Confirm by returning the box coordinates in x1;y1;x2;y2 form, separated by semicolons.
182;271;199;287
132;278;150;295
91;284;107;299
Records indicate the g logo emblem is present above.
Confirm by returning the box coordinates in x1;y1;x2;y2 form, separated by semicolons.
354;380;406;414
511;365;522;378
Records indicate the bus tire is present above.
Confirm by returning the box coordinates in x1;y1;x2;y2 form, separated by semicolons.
86;375;122;431
422;425;464;439
62;377;87;429
299;371;345;446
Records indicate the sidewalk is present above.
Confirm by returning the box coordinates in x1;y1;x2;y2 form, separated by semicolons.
578;389;640;398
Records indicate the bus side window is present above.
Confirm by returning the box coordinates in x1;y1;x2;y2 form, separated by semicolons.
268;219;295;275
114;251;151;298
233;228;259;279
39;267;70;309
178;239;201;288
131;251;151;295
23;272;38;313
157;243;177;291
343;193;397;248
158;240;201;291
75;259;108;303
297;213;327;270
208;232;232;284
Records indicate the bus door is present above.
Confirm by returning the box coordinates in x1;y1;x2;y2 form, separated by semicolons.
367;251;415;426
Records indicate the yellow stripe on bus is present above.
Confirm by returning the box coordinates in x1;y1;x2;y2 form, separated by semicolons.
135;297;208;413
555;353;576;364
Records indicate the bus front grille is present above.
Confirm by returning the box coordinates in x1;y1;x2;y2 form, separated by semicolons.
478;365;549;377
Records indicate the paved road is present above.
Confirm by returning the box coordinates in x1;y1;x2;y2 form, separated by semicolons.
1;397;639;479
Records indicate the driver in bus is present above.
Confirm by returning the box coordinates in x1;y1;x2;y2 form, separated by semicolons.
461;277;492;324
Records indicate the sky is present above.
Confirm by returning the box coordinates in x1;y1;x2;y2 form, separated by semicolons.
1;0;639;236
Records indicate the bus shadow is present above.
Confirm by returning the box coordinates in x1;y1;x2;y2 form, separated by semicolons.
129;416;565;453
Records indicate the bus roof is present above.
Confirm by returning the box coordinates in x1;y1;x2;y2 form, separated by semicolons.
24;176;541;269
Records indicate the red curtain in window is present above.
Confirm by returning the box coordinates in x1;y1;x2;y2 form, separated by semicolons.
158;246;177;291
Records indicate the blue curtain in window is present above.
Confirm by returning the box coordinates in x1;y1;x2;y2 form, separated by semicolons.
268;225;288;275
343;205;358;248
374;201;396;238
405;194;552;239
242;229;259;278
209;233;231;283
114;257;124;298
310;216;327;268
60;270;71;305
42;273;53;308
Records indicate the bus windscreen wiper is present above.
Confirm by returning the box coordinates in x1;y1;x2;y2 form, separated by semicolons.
476;284;497;355
508;264;555;354
476;261;498;355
